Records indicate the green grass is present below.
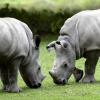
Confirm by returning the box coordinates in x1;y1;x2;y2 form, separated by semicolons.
0;35;100;100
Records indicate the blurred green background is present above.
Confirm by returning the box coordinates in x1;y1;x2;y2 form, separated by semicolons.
0;0;100;35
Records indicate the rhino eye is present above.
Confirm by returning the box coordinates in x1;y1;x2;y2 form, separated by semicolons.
37;67;41;73
38;67;41;71
63;63;67;68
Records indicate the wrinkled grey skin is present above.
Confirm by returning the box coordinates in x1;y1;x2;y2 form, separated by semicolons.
0;18;45;93
47;9;100;85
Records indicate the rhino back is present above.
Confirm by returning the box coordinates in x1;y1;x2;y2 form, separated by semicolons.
0;18;29;61
77;10;100;52
59;9;100;59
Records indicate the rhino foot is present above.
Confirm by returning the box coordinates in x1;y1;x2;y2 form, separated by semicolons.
82;75;95;83
3;85;22;93
73;68;83;82
3;85;10;92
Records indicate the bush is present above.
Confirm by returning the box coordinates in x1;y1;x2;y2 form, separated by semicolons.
0;0;100;35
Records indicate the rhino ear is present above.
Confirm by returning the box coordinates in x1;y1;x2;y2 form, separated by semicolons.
34;35;41;50
46;41;56;51
56;40;68;49
56;41;61;45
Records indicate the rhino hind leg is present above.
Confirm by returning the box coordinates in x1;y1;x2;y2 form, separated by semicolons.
1;65;10;92
73;67;83;82
82;51;99;83
1;58;21;93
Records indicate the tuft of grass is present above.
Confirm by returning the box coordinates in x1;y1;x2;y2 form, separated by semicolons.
0;35;100;100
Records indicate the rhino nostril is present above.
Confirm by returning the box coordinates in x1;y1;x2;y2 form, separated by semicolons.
38;83;41;87
62;79;66;84
46;46;49;49
60;79;66;85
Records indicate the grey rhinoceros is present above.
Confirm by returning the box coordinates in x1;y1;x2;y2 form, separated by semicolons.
0;18;45;92
47;9;100;85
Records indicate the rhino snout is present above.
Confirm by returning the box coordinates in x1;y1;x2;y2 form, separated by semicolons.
25;79;42;89
49;71;67;85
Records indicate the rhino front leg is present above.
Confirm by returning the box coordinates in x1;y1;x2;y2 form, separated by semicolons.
82;52;99;83
1;58;22;93
7;59;21;93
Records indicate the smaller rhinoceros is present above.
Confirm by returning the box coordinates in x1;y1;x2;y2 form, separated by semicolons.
0;18;45;93
47;9;100;85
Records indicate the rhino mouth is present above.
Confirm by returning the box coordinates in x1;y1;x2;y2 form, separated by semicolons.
53;79;66;85
24;79;42;88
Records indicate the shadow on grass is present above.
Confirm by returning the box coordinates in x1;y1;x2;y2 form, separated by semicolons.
71;80;100;85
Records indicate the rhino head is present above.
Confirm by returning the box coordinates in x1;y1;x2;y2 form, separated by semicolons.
20;35;45;88
46;40;83;85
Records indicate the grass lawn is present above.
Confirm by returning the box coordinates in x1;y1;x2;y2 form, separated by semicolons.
0;35;100;100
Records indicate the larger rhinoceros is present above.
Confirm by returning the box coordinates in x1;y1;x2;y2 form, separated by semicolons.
47;9;100;85
0;17;45;92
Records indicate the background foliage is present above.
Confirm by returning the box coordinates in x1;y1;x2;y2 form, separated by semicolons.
0;0;100;35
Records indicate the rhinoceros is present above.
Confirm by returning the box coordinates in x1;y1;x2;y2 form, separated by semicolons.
47;9;100;85
0;17;45;92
